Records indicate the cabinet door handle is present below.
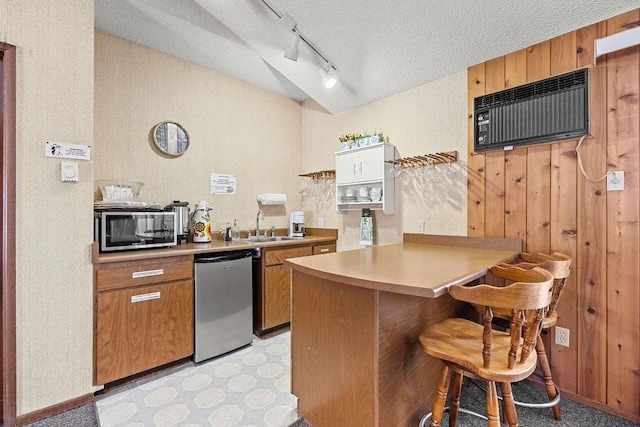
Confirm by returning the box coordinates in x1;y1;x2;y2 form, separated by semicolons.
352;163;356;175
131;291;161;303
359;161;363;174
320;248;330;253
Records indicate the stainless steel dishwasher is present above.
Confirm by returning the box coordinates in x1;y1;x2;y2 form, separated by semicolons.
194;249;255;363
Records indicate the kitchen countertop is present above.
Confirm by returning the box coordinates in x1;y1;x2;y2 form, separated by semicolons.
285;242;519;298
286;235;522;427
93;230;337;264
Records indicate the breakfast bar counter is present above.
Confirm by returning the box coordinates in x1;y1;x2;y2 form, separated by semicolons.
285;234;521;427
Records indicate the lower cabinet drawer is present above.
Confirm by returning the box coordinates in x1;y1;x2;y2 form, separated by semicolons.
96;256;193;292
95;279;193;385
313;243;336;255
264;246;313;266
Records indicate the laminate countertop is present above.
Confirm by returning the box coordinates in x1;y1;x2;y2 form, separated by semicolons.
286;235;522;427
93;230;337;264
285;242;519;298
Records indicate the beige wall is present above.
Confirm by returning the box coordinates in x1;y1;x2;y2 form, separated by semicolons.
301;72;468;250
0;5;467;416
94;32;303;234
1;0;95;415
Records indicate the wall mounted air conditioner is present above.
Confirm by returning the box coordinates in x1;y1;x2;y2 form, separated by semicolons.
473;68;589;152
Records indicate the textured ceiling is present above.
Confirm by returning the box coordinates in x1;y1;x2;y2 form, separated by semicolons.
95;0;640;115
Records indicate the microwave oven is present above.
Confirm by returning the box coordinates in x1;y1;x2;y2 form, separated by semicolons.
95;210;177;252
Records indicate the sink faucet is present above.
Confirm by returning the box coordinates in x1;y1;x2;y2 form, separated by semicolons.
256;210;264;236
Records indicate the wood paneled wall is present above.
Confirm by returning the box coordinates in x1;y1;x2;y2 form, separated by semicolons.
467;10;639;420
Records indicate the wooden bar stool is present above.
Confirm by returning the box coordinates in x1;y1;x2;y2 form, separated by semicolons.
496;252;572;420
419;266;554;427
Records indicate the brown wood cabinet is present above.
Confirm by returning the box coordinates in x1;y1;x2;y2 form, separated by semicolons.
94;256;194;385
254;242;335;334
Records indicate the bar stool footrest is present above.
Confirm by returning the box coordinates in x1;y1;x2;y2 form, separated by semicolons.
467;379;561;411
513;385;561;409
419;406;489;427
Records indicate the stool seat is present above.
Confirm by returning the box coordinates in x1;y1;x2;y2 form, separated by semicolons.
542;310;558;329
420;318;537;383
494;252;572;421
419;266;555;427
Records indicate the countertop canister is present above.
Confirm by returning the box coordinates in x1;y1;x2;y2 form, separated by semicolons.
192;201;212;243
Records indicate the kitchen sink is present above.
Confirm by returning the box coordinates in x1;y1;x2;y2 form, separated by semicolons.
241;236;304;243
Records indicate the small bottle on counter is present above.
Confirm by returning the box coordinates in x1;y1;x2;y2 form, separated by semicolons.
224;222;232;241
231;219;240;241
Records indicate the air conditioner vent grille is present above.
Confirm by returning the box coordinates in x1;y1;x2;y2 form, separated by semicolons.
473;68;589;151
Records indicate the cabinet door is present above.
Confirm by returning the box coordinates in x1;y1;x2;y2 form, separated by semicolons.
95;279;193;384
263;264;291;330
336;151;358;185
357;145;385;182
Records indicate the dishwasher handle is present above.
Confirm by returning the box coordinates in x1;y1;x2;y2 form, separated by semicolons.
195;250;254;263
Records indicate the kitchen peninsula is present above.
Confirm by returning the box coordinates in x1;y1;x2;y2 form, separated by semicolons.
285;234;521;427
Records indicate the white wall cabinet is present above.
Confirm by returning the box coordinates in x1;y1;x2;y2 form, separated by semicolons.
335;143;395;214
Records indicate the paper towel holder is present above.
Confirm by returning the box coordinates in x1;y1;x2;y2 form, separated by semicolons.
256;193;287;205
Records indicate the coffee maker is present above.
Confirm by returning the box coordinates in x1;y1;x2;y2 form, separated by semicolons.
289;211;305;237
165;200;190;244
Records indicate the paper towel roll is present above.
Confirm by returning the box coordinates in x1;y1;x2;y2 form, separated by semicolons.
256;193;287;205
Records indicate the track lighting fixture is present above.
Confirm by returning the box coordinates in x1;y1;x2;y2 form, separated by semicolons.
284;31;300;61
319;65;337;89
261;0;339;89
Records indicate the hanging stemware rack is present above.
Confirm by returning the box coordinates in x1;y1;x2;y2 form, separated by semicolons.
298;169;336;180
385;151;457;169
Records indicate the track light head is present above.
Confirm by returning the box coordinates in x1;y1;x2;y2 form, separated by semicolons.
319;66;337;89
267;5;339;86
284;32;300;61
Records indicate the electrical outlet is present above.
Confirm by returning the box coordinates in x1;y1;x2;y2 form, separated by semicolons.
555;326;570;347
607;171;624;191
317;217;324;228
417;220;425;234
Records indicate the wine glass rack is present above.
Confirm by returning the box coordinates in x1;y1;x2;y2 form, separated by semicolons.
385;151;457;169
298;169;336;180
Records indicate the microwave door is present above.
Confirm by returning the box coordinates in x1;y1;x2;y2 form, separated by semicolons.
104;215;139;247
99;211;176;252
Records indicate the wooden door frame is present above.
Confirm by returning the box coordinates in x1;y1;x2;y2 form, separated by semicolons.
1;42;18;427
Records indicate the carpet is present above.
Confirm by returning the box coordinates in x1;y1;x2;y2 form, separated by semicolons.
288;380;639;426
22;402;100;427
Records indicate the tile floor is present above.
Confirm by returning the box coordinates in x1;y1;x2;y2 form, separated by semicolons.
95;331;298;427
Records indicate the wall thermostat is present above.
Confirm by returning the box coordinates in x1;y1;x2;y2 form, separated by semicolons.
61;161;78;182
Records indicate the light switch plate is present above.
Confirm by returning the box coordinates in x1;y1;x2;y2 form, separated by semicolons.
61;161;78;182
607;171;624;191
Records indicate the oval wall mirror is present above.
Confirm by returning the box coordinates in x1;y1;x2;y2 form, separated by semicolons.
151;121;190;157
